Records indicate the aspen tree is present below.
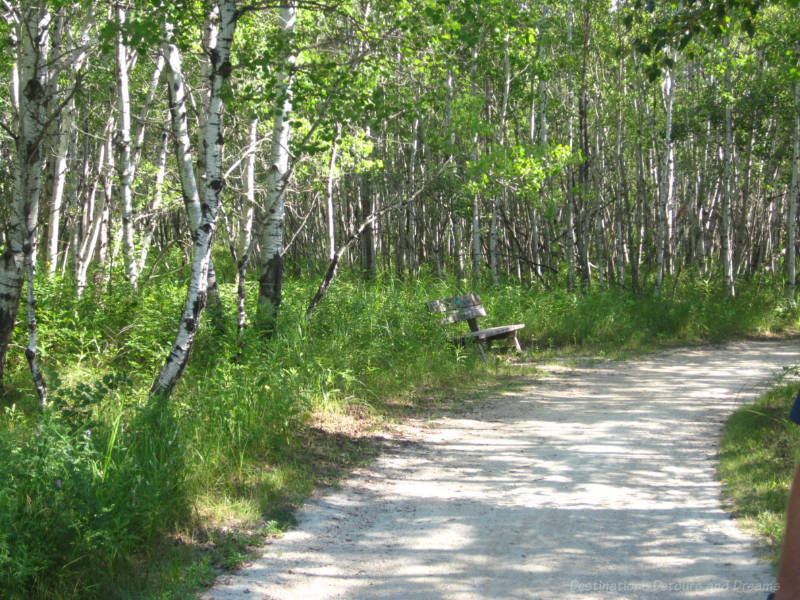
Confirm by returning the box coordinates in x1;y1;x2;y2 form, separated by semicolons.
152;0;237;397
258;1;296;333
790;78;799;300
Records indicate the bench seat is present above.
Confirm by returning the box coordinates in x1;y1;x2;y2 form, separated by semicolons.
426;293;525;357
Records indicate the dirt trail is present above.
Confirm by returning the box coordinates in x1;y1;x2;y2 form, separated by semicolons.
203;340;800;600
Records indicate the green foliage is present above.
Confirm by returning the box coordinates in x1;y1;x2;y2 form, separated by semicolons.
2;265;798;598
0;395;185;598
493;274;798;352
719;379;800;560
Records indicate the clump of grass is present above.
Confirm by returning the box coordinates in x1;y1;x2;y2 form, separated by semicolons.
509;275;798;353
718;380;800;562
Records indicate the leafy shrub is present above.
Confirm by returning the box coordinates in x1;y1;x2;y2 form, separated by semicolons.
0;394;186;598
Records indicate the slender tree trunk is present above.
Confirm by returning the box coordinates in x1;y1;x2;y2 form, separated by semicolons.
472;189;482;287
257;1;296;332
565;7;577;292
46;10;93;276
116;4;138;289
722;41;736;297
236;117;258;338
491;37;511;286
655;60;674;296
576;6;591;291
0;7;50;396
152;0;237;397
360;172;377;279
326;127;340;261
616;56;628;291
76;119;113;297
138;125;169;276
790;79;800;300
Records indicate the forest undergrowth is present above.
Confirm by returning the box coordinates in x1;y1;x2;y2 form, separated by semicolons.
1;259;798;599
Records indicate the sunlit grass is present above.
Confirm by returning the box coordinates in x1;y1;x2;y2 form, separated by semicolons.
719;380;800;563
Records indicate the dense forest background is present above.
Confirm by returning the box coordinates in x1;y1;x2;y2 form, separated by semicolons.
1;0;799;597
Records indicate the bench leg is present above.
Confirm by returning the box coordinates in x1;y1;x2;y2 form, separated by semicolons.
509;332;522;353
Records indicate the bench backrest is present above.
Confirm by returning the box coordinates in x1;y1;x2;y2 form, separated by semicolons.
426;293;487;331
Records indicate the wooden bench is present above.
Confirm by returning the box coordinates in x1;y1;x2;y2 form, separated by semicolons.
426;293;525;356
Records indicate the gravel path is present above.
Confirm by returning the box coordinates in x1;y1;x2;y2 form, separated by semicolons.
203;340;800;600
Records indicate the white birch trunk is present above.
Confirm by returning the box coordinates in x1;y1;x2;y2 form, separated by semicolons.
565;7;577;292
47;98;72;275
138;125;169;276
235;117;258;337
76;119;113;297
326;128;340;261
655;61;674;297
258;1;297;326
116;4;137;288
0;7;50;397
195;6;220;180
98;121;115;270
46;9;92;275
163;33;202;233
616;55;627;291
789;79;800;300
152;0;237;397
722;42;736;297
471;188;482;287
490;36;511;287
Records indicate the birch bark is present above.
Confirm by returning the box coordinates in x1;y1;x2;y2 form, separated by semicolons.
47;8;93;275
0;6;50;398
789;79;799;300
76;118;113;297
490;36;511;287
326;127;340;261
257;1;297;331
235;117;258;337
115;3;137;289
138;125;169;276
722;39;736;297
655;59;674;297
152;0;237;397
565;7;577;292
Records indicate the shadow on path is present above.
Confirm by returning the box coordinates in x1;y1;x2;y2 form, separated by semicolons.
203;340;799;600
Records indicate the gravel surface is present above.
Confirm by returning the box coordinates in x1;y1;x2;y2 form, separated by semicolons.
203;340;800;600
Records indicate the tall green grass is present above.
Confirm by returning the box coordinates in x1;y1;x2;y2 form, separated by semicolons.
718;381;800;562
0;263;797;598
491;274;797;351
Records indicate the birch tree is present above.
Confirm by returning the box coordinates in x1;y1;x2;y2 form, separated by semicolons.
257;1;297;332
152;0;237;397
790;76;799;300
0;6;51;399
655;55;675;297
115;2;138;289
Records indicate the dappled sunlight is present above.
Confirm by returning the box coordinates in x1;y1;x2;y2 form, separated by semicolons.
203;340;799;599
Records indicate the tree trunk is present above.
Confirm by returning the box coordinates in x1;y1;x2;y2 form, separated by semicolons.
326;128;340;261
0;7;50;395
722;42;736;298
655;60;674;297
152;0;237;397
116;4;138;289
790;79;800;300
236;117;258;337
257;1;297;332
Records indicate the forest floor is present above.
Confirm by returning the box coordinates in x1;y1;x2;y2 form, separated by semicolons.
201;339;800;600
